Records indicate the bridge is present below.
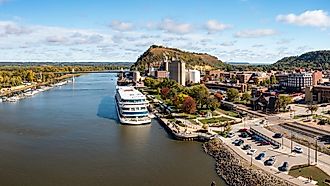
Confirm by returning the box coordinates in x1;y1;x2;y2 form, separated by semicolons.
54;69;131;74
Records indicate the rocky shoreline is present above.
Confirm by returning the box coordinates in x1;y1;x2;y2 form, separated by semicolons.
203;138;295;186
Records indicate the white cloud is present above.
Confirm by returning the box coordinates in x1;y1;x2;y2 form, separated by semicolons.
109;20;134;31
205;20;231;33
158;19;192;34
45;32;104;45
220;41;236;46
234;29;277;38
0;21;31;36
276;10;330;27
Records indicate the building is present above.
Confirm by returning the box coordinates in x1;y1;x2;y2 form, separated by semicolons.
250;95;278;113
287;72;312;90
312;71;322;85
186;70;201;84
275;73;288;87
236;73;253;83
168;60;186;86
205;82;248;93
132;71;141;83
305;85;330;103
155;71;169;79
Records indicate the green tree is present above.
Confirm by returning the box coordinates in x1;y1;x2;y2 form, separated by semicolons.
306;104;319;116
270;75;277;84
173;93;188;108
241;92;251;102
278;95;292;111
226;88;239;102
189;85;209;109
206;96;220;110
26;70;35;82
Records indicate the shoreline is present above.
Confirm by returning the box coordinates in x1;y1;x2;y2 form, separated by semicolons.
1;74;79;103
203;138;296;186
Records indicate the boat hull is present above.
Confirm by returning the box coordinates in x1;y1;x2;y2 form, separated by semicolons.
115;97;151;125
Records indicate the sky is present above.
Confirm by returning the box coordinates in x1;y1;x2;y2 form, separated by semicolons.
0;0;329;63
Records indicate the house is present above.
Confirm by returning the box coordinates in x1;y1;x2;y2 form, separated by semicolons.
250;95;278;113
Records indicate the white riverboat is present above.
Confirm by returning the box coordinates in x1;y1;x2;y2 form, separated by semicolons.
115;86;151;125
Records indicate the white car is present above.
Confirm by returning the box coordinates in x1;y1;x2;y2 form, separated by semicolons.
293;146;303;153
247;149;257;155
227;132;235;138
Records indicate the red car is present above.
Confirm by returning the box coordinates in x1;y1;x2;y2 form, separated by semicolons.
238;128;248;133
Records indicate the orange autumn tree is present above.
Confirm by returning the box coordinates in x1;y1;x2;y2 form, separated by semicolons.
182;96;197;114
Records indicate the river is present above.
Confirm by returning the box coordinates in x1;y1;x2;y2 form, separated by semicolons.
0;73;225;186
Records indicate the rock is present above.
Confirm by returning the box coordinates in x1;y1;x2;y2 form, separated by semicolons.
203;138;295;186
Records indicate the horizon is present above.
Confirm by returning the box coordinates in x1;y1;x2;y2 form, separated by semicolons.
0;0;329;63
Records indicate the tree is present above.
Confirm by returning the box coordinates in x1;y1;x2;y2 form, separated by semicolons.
182;96;197;114
270;75;277;84
189;85;209;109
160;87;170;99
214;92;223;101
226;88;239;102
26;70;35;82
241;92;251;102
278;95;292;111
173;93;188;108
206;96;220;110
306;104;319;116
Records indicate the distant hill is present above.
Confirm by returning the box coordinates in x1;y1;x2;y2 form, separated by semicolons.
131;45;225;72
273;50;330;69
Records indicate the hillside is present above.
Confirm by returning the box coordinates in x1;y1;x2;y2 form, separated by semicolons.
273;50;330;69
131;45;225;72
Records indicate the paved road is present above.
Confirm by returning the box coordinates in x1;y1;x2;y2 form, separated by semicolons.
251;125;330;176
220;134;315;186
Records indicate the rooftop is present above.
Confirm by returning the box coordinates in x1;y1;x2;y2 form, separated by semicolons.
117;86;146;100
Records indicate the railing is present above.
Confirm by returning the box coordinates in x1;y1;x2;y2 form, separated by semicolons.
250;127;281;147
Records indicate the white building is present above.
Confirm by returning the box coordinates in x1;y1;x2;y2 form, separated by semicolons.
186;70;201;84
287;72;312;89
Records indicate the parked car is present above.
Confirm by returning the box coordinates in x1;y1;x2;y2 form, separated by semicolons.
273;133;283;138
233;139;240;144
238;128;248;133
236;139;244;146
242;144;251;150
247;149;257;155
264;156;276;166
241;132;249;138
260;141;271;146
278;162;289;171
293;146;303;153
227;132;235;138
255;152;266;160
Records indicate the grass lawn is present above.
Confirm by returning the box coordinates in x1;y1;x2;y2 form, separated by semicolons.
289;165;330;186
217;109;240;118
199;116;233;124
293;114;311;119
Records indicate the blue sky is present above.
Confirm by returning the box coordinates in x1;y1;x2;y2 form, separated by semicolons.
0;0;329;63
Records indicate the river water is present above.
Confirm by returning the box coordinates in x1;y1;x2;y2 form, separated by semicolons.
0;73;225;186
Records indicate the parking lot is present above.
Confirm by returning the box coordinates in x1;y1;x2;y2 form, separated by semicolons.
221;130;317;186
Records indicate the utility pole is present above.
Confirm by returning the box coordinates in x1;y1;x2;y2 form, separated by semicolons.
291;132;293;153
315;137;318;165
308;143;310;166
250;154;253;166
282;137;284;149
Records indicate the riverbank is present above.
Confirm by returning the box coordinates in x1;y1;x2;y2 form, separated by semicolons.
0;74;78;103
203;138;295;186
